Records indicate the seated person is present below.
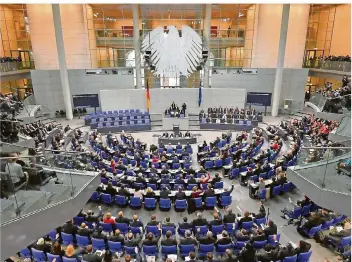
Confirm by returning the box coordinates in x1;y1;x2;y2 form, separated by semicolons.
336;158;351;174
322;220;351;248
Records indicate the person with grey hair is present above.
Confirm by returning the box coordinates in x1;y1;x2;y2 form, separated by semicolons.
197;231;215;245
192;212;209;227
135;172;146;184
224;249;238;262
215;230;232;246
223;207;237;224
179;229;198;246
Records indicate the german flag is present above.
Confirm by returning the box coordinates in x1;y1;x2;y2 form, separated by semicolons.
146;79;150;111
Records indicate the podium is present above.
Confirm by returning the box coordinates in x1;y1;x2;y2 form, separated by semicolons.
173;125;180;136
162;117;189;130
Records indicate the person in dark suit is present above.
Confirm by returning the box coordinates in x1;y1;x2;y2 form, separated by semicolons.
238;211;253;228
209;212;222;226
77;223;93;238
238;242;255;262
175;186;186;200
150;165;158;174
224;249;239;262
62;219;78;235
300;213;323;232
187;175;197;185
251;228;266;242
115;211;130;225
215;231;232;246
130;214;144;228
192;212;209;228
277;243;297;261
294;240;311;256
322;221;351;247
264;220;277;238
142;232;160;246
235;229;250;241
124;232;143;248
148;175;158;185
135;173;146;184
85;207;102;223
160;186;171;199
223;207;237;224
147;214;160;226
197;231;216;245
117;185;130;198
162;217;176;228
203;184;215;200
188;252;200;262
91;226;108;240
174;176;184;185
205;252;221;262
210;173;221;186
256;243;280;262
179;230;198;246
108;229;124;244
178;217;193;231
161;231;177;246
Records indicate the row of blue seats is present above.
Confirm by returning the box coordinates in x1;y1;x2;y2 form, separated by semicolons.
100;177;225;190
201;119;253;125
96;120;150;127
91;115;149;123
90;193;232;210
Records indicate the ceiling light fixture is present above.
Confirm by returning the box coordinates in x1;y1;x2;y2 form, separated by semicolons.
239;13;244;17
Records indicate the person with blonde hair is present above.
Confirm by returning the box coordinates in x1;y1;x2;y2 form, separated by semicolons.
145;187;155;198
33;237;51;254
191;186;203;198
115;211;129;224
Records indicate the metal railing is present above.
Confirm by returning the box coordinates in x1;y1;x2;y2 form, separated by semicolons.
0;61;35;72
303;59;351;73
0;148;96;225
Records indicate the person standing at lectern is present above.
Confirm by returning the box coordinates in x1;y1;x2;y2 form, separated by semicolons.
182;103;187;115
171;102;176;110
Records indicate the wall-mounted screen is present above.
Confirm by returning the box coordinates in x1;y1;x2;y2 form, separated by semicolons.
72;94;100;108
247;92;272;106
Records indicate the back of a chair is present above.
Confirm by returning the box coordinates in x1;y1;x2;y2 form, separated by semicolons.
199;244;214;254
179;244;195;256
108;241;122;252
101;222;113;233
62;257;77;262
143;245;158;255
145;198;156;208
308;224;322;237
101;193;112;203
175;199;187;209
297;250;312;262
205;196;217;207
211;224;223;235
147;225;160;236
162;226;176;236
241;221;253;230
160;198;171;208
292;207;302;218
76;235;89;247
31;248;46;262
195;226;208;236
214;181;224;189
340;236;351;247
161;245;177;255
115;223;129;233
217;243;233;254
254;217;266;226
47;253;62;262
61;232;74;245
301;204;312;216
283;255;297;262
253;240;267;249
124;246;137;255
130;197;142;207
92;237;106;250
268;234;281;244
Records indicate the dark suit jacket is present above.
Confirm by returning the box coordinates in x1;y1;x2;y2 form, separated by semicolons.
62;223;78;235
203;189;215;198
192;218;208;227
130;220;144;228
209;219;223;226
82;253;102;262
142;237;160;246
238;216;253;228
161;238;177;246
180;237;198;246
160;189;171;199
264;224;277;237
223;213;237;224
216;237;232;246
77;228;92;237
278;247;297;261
109;234;124;244
234;232;250;241
124;236;142;247
115;216;130;225
197;237;215;245
251;233;266;242
175;191;187;200
178;222;193;230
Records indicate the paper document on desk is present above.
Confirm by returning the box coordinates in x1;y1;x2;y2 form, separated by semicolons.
261;224;265;230
289;197;292;203
168;255;177;261
217;234;223;240
336;226;343;232
146;256;155;262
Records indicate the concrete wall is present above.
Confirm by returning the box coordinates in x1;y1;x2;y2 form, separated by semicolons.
31;68;308;113
100;88;246;113
211;68;309;110
31;69;134;111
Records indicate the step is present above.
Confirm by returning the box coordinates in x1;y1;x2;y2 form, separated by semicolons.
11;190;49;216
0;199;17;223
41;184;73;204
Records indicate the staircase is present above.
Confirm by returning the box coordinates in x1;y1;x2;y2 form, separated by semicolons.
188;112;200;130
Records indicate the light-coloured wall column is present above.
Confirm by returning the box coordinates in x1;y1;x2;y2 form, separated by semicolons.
83;4;98;68
52;4;73;120
132;4;142;89
272;4;290;117
26;4;59;69
203;4;211;88
60;4;91;69
285;4;310;68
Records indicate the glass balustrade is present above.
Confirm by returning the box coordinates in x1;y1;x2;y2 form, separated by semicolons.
290;146;351;194
309;93;328;111
303;59;351;72
0;149;97;225
0;61;35;73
